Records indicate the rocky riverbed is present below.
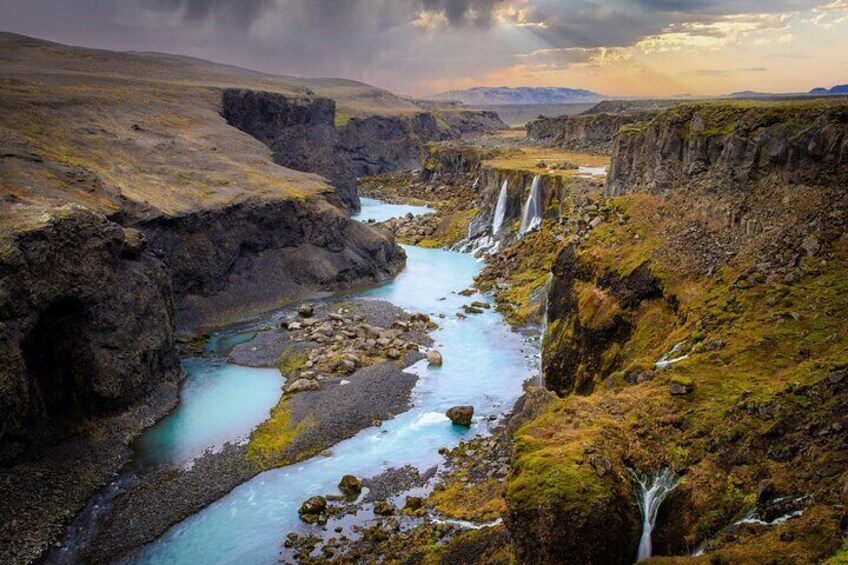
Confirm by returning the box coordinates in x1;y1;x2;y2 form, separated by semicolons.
55;298;443;563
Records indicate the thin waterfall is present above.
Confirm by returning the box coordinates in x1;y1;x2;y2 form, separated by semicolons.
536;272;554;388
519;175;543;235
492;180;509;236
629;468;680;562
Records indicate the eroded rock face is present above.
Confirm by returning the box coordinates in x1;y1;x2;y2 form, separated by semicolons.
527;111;657;153
140;197;405;331
0;206;181;447
221;89;359;209
607;102;848;199
505;476;641;565
542;245;664;396
222;89;492;212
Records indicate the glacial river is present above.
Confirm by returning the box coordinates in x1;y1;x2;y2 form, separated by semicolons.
127;200;535;564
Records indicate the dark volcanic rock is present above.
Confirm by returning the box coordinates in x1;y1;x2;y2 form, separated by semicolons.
140;196;405;331
0;206;182;564
527;110;657;153
222;89;490;212
446;405;474;426
221;89;360;210
505;470;641;565
0;206;181;446
607;102;848;199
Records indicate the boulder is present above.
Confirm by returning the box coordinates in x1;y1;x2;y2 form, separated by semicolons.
427;350;443;366
373;500;394;516
446;405;474;426
298;303;315;318
287;378;320;394
669;377;694;396
404;496;424;511
338;475;363;496
120;228;147;258
298;496;327;524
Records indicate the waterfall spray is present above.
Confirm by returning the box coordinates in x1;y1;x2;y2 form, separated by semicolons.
492;180;509;236
629;468;680;562
519;175;543;235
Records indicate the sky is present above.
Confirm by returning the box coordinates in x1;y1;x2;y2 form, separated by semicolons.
0;0;846;97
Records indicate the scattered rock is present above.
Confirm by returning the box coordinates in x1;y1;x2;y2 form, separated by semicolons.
120;228;146;258
670;377;694;396
298;304;315;318
404;496;424;511
373;500;394;516
801;234;820;256
427;350;443;366
446;405;474;426
338;475;363;497
298;496;327;524
287;378;320;394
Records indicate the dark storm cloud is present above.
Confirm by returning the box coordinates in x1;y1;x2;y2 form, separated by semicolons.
418;0;511;26
0;0;828;93
141;0;275;27
523;0;809;50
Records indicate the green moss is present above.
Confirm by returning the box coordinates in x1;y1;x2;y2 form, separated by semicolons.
575;282;622;331
507;403;613;517
276;345;309;376
246;398;315;468
334;112;351;127
825;540;848;564
670;375;694;387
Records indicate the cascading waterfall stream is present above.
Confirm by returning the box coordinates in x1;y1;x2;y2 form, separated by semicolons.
519;175;543;235
629;468;680;562
492;179;509;236
536;272;553;388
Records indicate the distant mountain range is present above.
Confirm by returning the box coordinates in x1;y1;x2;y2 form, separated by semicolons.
427;86;603;105
728;85;848;98
809;85;848;95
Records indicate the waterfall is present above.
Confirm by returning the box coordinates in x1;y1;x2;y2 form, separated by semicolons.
536;272;553;388
629;468;680;562
519;175;543;235
492;180;509;236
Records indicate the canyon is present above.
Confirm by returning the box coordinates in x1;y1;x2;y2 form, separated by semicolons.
2;32;848;565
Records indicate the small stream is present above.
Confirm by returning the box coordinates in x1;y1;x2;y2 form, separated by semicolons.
123;199;535;564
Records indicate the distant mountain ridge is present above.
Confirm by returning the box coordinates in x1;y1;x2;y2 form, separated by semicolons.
428;86;603;105
727;85;848;98
809;85;848;95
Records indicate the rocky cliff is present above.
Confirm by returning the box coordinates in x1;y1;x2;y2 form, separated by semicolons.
222;89;505;212
608;101;848;197
0;207;180;448
526;110;657;153
0;34;412;562
507;99;848;564
140;195;404;331
221;89;357;208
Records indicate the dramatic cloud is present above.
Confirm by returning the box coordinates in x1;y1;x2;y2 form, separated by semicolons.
0;0;845;95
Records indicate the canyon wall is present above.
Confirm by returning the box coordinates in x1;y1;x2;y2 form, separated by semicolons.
140;196;404;331
223;89;505;211
0;207;181;448
526;110;656;153
607;102;848;198
506;100;848;564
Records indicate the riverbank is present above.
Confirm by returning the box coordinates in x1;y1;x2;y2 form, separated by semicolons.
65;298;433;563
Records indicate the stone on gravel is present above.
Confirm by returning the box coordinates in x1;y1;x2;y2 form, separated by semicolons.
339;475;363;496
446;405;474;426
298;304;315;318
373;500;394;516
287;378;320;394
298;496;327;523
